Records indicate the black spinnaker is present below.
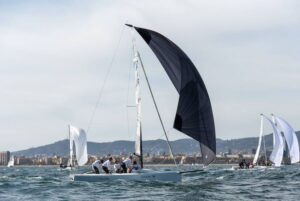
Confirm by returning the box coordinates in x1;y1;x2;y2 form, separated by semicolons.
129;25;216;165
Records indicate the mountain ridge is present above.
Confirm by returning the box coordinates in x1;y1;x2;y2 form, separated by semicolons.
12;132;300;157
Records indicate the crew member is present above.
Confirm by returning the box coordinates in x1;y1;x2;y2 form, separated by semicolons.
92;159;103;174
121;156;133;173
239;159;246;169
131;160;141;173
102;157;113;174
114;159;122;173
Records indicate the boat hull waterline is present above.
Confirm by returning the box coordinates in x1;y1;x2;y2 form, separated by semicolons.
231;166;277;170
72;170;181;182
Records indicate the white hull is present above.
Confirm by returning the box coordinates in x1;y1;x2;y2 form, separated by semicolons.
59;167;73;171
72;169;181;182
231;165;272;170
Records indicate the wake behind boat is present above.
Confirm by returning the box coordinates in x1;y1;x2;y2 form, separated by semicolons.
71;24;216;182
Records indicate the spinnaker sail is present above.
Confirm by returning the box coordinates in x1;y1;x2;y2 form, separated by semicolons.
69;125;88;166
263;115;284;167
274;116;300;163
131;25;216;165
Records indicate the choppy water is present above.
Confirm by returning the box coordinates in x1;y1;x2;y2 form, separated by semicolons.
1;164;300;200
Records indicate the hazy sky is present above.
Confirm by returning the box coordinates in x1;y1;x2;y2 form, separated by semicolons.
0;0;299;151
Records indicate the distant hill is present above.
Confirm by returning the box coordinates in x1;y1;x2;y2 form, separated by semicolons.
13;132;300;157
12;139;201;157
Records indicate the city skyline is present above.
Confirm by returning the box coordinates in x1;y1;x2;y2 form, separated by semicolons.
1;0;300;151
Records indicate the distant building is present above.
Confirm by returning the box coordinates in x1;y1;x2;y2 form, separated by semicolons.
225;154;240;159
0;151;10;166
16;156;33;165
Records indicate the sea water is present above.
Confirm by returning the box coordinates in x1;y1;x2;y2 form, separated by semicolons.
0;164;300;200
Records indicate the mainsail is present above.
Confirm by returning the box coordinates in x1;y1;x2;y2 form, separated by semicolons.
131;25;216;165
69;125;88;166
274;116;300;163
133;53;143;158
253;115;264;164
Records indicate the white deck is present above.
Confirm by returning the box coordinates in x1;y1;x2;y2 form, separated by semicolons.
71;169;181;182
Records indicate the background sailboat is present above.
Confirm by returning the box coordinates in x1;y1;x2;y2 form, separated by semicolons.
7;156;14;167
253;114;299;167
61;125;88;170
253;114;283;167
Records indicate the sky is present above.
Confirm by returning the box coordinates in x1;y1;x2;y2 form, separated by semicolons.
0;0;299;151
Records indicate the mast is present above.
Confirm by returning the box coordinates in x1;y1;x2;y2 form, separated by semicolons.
136;52;178;168
131;28;143;168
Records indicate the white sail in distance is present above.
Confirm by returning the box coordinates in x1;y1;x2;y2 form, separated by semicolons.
274;116;300;163
263;115;284;166
69;125;88;166
134;53;142;156
253;115;264;164
7;156;14;167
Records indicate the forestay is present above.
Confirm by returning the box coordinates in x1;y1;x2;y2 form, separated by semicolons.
274;116;300;163
69;125;88;166
132;26;216;165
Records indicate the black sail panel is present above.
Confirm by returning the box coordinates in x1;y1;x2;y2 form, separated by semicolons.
133;26;216;165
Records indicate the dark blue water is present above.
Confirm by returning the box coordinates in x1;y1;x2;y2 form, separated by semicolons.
1;165;300;200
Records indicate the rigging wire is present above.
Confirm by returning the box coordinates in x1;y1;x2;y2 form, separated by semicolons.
86;24;126;133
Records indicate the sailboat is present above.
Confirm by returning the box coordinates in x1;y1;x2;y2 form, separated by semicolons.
61;125;88;170
7;156;14;167
252;114;299;167
72;25;216;182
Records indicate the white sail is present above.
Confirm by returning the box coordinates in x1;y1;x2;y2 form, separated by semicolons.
253;115;264;164
271;115;276;147
69;125;88;166
69;125;73;166
264;116;284;166
274;116;300;163
7;156;14;167
134;53;142;156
